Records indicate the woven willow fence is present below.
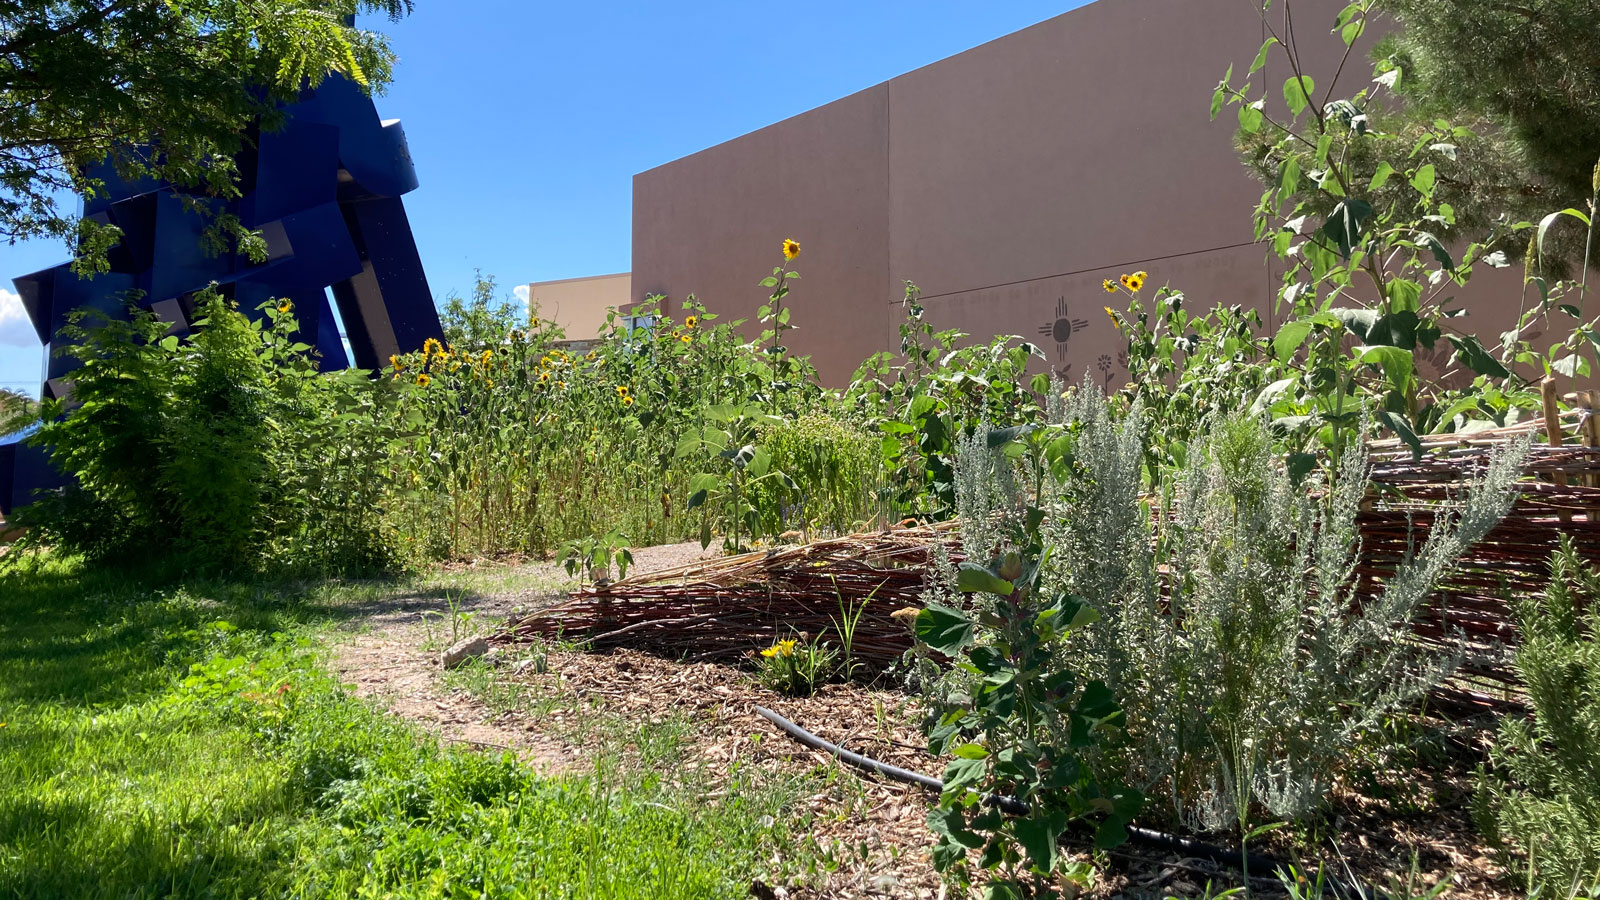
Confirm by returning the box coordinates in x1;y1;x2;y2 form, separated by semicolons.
501;385;1600;713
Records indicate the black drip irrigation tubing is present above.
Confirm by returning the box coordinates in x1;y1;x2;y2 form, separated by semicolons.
753;705;1356;893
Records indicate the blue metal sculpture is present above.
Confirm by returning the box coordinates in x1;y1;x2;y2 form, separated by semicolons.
2;74;443;515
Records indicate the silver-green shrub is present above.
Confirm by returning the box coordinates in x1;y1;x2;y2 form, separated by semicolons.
946;385;1529;828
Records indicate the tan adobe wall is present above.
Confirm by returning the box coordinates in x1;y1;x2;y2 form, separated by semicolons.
633;0;1528;387
526;272;633;341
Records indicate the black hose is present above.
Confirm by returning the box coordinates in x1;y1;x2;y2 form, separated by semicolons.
753;704;1299;882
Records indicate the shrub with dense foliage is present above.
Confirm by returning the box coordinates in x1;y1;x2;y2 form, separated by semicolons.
1479;539;1600;894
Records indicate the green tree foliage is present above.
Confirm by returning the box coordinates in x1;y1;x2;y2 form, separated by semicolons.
0;387;35;437
1479;538;1600;894
0;0;413;268
1385;0;1600;237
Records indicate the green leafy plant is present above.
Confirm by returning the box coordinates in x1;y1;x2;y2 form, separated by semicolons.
915;425;1141;898
678;403;794;552
1478;538;1600;895
558;527;635;588
754;635;836;697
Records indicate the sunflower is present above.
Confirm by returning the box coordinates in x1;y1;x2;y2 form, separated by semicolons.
782;238;801;260
415;373;431;387
276;299;294;314
530;317;539;329
422;337;443;357
615;385;630;398
1105;307;1122;332
389;354;403;371
1102;279;1118;293
480;349;494;365
684;315;699;329
679;334;692;345
1119;272;1146;292
621;395;634;407
539;371;550;384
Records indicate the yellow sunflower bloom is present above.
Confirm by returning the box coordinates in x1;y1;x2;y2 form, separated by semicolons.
276;299;294;314
422;337;443;357
1102;279;1118;293
680;334;692;344
415;373;431;387
1127;273;1145;292
389;354;403;371
622;395;634;407
684;315;699;329
615;385;630;398
539;371;550;384
782;238;801;260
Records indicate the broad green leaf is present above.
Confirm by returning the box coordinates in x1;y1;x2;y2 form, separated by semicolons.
1320;197;1374;259
1012;817;1061;874
746;446;772;478
1369;161;1396;192
1283;75;1315;117
1374;409;1422;459
915;604;976;655
1273;319;1314;361
1354;344;1415;392
1537;208;1594;261
1239;101;1264;134
941;756;987;793
1446;334;1510;378
1414;231;1455;271
955;562;1014;596
952;742;989;760
1551;354;1591;378
1410;164;1436;197
1249;38;1277;75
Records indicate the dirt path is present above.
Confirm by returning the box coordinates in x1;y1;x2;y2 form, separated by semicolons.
328;541;717;772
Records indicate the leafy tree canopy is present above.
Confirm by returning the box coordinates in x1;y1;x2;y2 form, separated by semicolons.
0;0;413;270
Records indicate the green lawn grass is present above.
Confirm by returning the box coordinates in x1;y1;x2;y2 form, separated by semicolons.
0;556;813;899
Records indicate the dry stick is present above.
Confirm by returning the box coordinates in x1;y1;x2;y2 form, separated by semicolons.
1542;378;1573;525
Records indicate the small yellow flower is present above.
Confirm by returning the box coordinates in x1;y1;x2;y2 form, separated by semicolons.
586;350;596;360
763;638;798;658
621;395;634;407
615;385;630;398
558;380;567;388
782;238;801;260
684;315;699;329
422;337;443;357
389;354;403;370
480;349;493;365
1105;307;1122;332
539;371;551;384
1103;279;1118;293
530;317;539;328
276;299;293;314
1120;272;1146;292
415;373;431;387
680;334;692;345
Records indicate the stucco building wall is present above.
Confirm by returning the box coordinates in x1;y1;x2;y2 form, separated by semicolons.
633;0;1526;388
526;272;633;340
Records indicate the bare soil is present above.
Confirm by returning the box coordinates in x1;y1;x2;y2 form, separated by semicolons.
329;543;1518;900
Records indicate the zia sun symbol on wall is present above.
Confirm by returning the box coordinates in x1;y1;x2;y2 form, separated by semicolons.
1038;297;1089;361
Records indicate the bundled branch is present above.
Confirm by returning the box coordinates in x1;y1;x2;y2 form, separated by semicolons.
497;522;965;672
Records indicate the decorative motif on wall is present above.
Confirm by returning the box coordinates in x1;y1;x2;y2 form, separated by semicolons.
1037;297;1088;361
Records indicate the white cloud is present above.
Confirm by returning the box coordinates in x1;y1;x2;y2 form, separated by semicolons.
0;288;40;348
512;284;530;310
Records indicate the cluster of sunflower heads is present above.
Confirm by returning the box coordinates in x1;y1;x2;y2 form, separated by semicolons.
1102;270;1148;294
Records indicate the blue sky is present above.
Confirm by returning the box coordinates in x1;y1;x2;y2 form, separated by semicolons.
0;1;1087;395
